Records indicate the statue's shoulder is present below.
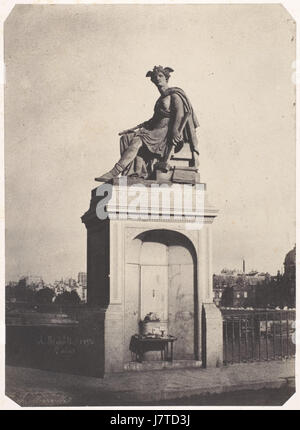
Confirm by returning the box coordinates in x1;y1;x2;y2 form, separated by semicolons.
170;92;182;102
167;87;186;95
167;87;186;102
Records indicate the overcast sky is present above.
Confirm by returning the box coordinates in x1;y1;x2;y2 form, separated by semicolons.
5;4;295;282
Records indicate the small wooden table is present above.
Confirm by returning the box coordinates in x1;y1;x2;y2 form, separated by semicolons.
130;334;177;363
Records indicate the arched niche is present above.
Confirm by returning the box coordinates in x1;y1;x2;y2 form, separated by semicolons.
124;229;198;362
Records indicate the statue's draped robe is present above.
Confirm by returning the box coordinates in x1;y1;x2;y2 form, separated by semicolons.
120;87;199;178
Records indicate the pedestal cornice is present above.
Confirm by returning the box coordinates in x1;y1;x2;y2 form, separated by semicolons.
81;180;218;227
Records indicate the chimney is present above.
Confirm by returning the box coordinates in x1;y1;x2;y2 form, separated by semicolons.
242;258;245;274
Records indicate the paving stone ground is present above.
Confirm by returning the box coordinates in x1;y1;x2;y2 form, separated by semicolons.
5;359;295;407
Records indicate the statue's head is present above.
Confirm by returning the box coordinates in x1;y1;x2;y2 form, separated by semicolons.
146;66;174;85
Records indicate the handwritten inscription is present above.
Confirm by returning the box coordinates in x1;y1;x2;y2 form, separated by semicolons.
37;335;95;346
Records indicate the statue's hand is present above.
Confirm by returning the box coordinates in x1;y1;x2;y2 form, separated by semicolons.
172;132;183;146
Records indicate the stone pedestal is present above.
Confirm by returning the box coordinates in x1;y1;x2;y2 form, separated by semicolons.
202;303;223;367
81;178;223;374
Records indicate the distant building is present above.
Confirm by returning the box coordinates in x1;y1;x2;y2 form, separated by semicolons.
66;278;77;290
52;279;68;295
215;246;296;308
213;269;270;307
77;285;87;302
284;245;296;282
21;275;43;284
78;272;87;286
283;245;296;307
6;281;17;288
20;275;44;290
77;272;87;302
6;273;88;304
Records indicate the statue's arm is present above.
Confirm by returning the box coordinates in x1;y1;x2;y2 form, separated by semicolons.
170;93;185;143
118;117;153;135
140;116;153;129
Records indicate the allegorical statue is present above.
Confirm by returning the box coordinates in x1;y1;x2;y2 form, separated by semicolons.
95;66;199;182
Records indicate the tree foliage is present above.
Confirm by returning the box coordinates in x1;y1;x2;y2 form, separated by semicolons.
54;290;81;305
35;287;55;304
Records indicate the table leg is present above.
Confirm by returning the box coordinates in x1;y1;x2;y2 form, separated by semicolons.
166;342;169;361
138;345;143;362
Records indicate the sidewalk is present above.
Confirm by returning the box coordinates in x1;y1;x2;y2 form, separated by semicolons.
6;359;295;407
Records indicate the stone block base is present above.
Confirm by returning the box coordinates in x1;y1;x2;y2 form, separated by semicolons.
202;303;223;367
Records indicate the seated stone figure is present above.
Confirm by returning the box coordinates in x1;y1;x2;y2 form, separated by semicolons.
95;66;199;182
